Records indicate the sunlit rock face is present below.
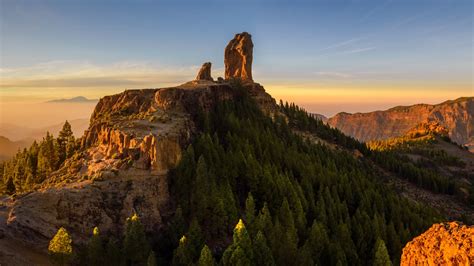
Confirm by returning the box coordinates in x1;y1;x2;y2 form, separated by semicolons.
2;31;280;257
195;62;213;81
328;97;474;150
224;32;253;81
401;222;474;266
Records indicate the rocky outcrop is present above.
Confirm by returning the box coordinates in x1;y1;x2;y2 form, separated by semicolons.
401;222;474;265
328;97;474;150
4;79;278;251
195;62;213;81
0;32;280;261
5;171;169;250
225;32;253;81
404;121;449;138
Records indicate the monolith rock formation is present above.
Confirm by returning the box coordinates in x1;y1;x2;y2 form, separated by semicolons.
0;32;277;258
401;222;474;266
224;32;253;81
196;62;213;81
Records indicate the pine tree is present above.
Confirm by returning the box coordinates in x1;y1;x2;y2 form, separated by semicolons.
222;219;253;265
173;235;193;266
275;198;298;265
123;213;150;264
147;251;157;266
87;227;104;266
57;121;74;163
170;206;185;245
198;244;215;266
37;132;58;179
104;239;122;266
244;192;256;229
298;242;314;266
304;220;330;264
337;222;359;264
187;219;205;261
228;246;251;266
373;238;392;266
253;231;275;266
193;156;210;221
5;177;15;195
48;227;73;266
255;202;272;237
66;135;76;159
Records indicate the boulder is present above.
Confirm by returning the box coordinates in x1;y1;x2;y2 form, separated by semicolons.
224;32;253;81
195;62;213;81
401;222;474;265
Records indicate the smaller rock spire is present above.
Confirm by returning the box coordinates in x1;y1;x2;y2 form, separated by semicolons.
195;62;213;81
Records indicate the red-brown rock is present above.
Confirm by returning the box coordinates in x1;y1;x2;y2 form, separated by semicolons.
401;222;474;266
327;97;473;150
195;62;213;81
224;32;253;81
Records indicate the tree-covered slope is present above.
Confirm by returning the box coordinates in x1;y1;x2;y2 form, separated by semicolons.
0;83;444;265
161;84;440;265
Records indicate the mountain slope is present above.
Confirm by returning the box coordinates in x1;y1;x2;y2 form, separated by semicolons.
366;121;474;222
0;118;89;142
0;80;442;265
0;137;34;161
328;97;474;150
0;32;459;265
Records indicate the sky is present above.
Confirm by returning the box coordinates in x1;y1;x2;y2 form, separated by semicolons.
0;0;473;128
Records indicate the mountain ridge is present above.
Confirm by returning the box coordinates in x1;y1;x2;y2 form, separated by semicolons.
46;96;98;103
327;96;473;151
0;32;468;265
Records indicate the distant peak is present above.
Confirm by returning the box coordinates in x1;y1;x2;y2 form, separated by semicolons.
47;96;98;103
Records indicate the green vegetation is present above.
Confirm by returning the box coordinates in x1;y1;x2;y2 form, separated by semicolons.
162;88;439;265
368;132;465;168
0;121;78;194
48;227;73;266
367;129;469;197
279;103;461;195
11;84;449;265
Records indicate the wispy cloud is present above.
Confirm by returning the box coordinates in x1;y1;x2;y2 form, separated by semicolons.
0;60;220;89
391;7;440;29
317;38;362;52
314;71;353;79
358;0;393;22
341;47;376;54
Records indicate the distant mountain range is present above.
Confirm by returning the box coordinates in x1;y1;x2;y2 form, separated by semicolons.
327;97;473;151
309;113;328;122
0;137;34;161
0;118;89;160
46;96;98;103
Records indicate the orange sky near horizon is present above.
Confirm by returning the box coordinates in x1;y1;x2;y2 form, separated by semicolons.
1;61;472;128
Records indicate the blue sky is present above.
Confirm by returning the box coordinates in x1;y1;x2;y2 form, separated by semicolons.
0;0;472;125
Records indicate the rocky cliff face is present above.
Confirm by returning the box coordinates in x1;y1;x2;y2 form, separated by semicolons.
328;97;474;149
224;32;253;81
1;32;278;256
401;222;474;265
